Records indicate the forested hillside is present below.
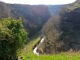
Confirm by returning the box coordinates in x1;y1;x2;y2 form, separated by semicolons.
0;2;51;37
0;1;64;37
59;0;80;51
37;0;80;54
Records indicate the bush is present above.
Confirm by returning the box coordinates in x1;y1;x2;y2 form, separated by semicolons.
0;17;27;60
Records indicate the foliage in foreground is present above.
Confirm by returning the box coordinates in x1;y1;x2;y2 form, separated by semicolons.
0;18;27;60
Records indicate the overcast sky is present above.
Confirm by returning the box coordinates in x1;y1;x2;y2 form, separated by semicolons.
0;0;76;5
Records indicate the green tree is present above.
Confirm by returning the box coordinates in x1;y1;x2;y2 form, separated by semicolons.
0;17;27;60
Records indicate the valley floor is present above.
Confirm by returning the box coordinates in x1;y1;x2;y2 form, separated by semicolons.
19;33;80;60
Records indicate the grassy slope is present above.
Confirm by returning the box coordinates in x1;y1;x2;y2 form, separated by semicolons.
19;32;40;59
19;32;80;60
23;52;80;60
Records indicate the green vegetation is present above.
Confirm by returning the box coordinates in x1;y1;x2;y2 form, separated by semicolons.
0;18;27;60
22;52;80;60
27;32;40;52
1;1;80;60
19;32;40;59
20;34;80;60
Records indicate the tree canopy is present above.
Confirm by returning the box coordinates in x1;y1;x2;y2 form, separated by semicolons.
0;18;27;60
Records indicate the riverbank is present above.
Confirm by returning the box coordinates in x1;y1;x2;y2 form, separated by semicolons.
18;32;40;59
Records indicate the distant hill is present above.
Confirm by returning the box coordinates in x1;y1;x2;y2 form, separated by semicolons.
47;5;65;14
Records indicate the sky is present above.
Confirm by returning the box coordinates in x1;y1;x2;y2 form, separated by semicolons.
0;0;76;5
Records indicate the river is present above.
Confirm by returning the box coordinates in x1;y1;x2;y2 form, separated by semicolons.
33;36;45;56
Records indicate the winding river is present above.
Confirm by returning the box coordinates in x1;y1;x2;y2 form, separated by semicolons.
33;36;45;56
